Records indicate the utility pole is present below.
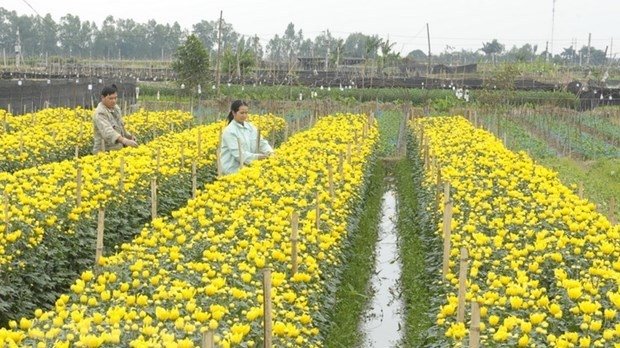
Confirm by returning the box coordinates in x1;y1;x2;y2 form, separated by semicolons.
586;33;592;66
550;0;556;59
15;28;22;68
215;10;223;93
426;23;432;74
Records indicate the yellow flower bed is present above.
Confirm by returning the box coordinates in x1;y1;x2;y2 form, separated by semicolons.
0;113;377;347
0;113;285;324
412;116;620;347
0;113;284;267
0;107;80;133
0;108;194;172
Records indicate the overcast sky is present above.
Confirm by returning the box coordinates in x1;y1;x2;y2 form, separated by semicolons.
4;0;619;56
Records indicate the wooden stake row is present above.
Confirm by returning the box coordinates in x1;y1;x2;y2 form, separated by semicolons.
3;192;9;228
442;181;453;279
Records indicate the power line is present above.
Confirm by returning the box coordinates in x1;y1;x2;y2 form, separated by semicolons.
20;0;41;17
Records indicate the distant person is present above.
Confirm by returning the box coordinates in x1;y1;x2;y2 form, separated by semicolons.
220;100;273;175
92;84;138;154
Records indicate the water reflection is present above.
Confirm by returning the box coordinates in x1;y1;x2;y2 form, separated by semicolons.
359;188;404;348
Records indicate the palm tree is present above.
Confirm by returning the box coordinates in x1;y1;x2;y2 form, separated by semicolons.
379;38;397;74
363;35;382;87
481;39;504;65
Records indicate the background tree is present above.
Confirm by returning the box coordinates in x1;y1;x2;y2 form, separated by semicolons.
379;38;397;73
343;33;368;58
579;46;607;66
407;49;427;61
505;43;538;63
172;34;210;93
481;39;505;65
222;37;256;79
561;46;577;64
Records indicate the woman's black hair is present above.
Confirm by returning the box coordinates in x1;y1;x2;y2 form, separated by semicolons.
227;100;248;124
101;84;118;97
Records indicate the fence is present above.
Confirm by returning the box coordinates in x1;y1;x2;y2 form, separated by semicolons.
0;79;137;115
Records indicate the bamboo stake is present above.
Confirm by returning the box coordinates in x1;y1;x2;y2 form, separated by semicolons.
284;121;289;141
442;182;453;279
156;148;161;172
578;182;584;199
19;134;24;153
201;331;214;348
315;191;321;230
151;177;158;220
346;144;352;165
469;302;481;348
263;268;273;348
76;166;82;206
435;163;442;211
217;128;223;177
424;143;430;172
610;197;617;225
338;153;344;177
328;164;334;198
74;144;80;159
237;138;244;170
119;157;125;191
191;159;197;199
457;247;469;323
291;212;299;276
197;131;202;157
3;191;9;228
180;143;185;168
95;207;105;264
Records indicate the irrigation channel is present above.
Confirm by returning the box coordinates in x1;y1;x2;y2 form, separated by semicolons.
359;181;405;347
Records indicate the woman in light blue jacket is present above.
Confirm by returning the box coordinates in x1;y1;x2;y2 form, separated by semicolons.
220;100;273;175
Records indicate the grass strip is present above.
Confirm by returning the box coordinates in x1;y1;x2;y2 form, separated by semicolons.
323;160;385;348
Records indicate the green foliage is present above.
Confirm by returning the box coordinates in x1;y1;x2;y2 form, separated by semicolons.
471;90;578;109
376;110;403;156
490;63;522;90
221;39;256;76
323;159;382;347
431;96;457;113
398;135;445;346
171;35;210;93
539;158;620;220
0;165;217;325
138;82;457;105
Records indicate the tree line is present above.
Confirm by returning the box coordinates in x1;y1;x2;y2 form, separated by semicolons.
0;7;611;67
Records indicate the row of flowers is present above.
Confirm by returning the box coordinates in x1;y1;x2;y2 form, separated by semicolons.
0;113;377;347
412;116;620;347
0;107;77;133
0;108;194;173
0;114;285;324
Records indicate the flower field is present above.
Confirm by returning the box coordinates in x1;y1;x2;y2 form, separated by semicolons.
2;105;617;347
0;108;194;173
412;116;620;347
0;112;285;325
0;113;377;347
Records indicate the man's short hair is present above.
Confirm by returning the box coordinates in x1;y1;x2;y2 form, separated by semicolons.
101;84;118;97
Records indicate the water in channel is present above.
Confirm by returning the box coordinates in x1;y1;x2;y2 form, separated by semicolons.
359;186;405;348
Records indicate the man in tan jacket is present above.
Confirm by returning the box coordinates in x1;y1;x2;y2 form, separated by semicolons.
92;84;138;154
